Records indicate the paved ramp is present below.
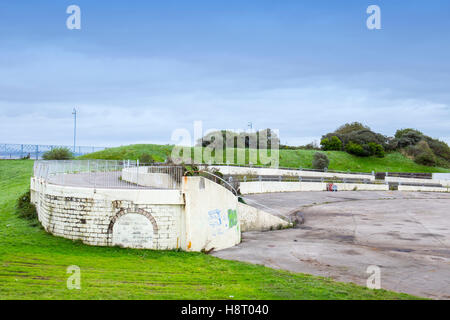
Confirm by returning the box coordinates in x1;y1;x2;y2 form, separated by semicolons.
213;191;450;299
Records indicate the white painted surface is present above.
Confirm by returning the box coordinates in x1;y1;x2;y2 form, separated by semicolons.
238;202;290;232
385;176;440;185
239;181;388;194
112;213;154;249
208;165;375;181
432;173;450;181
398;185;449;192
30;177;183;249
183;176;240;252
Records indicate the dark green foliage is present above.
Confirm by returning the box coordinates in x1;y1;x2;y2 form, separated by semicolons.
368;142;385;158
413;141;436;166
395;128;423;139
394;129;449;167
423;137;450;162
16;190;38;224
42;147;74;160
345;142;368;157
396;130;423;148
321;123;389;157
335;122;370;135
139;153;154;164
321;136;343;151
312;152;329;170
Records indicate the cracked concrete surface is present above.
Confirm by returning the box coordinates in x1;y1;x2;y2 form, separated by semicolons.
212;191;450;299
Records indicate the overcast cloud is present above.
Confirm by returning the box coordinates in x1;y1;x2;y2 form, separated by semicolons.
1;1;449;147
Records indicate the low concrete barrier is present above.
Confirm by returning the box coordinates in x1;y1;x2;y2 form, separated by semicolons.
398;185;449;192
385;176;441;185
239;181;388;194
209;165;375;181
238;202;291;232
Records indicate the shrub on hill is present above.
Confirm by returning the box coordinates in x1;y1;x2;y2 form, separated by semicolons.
139;153;154;164
16;190;38;226
320;136;343;151
42;147;73;160
312;152;329;170
321;123;388;158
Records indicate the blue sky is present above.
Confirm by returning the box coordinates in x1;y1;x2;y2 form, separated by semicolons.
1;0;449;146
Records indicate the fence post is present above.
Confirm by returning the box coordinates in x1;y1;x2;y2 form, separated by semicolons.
136;160;139;186
35;145;39;160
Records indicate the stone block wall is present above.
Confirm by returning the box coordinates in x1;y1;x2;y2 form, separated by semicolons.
31;178;183;250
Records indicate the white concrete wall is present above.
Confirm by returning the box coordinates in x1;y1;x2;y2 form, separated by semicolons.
30;177;184;249
208;165;375;181
439;180;450;187
398;185;449;192
432;173;450;181
385;176;441;185
238;202;291;232
334;183;389;191
239;181;388;194
182;176;241;252
239;181;325;194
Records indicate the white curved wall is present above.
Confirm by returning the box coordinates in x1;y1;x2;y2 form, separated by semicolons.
30;177;184;249
183;176;241;252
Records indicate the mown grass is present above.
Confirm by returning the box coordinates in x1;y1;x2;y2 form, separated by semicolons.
78;144;450;173
0;160;421;299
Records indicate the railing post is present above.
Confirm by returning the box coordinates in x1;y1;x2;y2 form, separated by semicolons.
136;160;139;186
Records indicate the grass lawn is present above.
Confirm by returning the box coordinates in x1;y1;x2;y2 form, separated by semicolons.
0;160;420;299
78;144;450;173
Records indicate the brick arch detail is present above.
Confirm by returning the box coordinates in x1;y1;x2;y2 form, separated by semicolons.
107;208;159;244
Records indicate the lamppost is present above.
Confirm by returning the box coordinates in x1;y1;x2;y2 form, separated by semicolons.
72;108;77;153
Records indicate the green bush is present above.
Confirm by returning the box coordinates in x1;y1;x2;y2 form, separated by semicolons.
415;152;436;166
413;140;436;166
42;147;73;160
17;190;38;224
312;152;329;170
368;142;385;158
345;142;368;157
321;136;342;151
396;131;423;148
139;153;154;164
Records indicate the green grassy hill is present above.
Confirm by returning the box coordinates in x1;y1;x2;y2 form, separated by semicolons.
0;160;419;299
78;144;450;173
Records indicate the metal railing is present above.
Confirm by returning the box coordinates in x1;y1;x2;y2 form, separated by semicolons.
197;163;374;176
33;160;183;190
1;143;105;159
224;174;376;185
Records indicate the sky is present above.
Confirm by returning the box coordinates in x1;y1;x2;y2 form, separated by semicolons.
0;0;449;147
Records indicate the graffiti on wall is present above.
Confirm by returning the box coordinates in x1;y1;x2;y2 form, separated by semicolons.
208;209;228;237
228;209;238;228
208;208;238;237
